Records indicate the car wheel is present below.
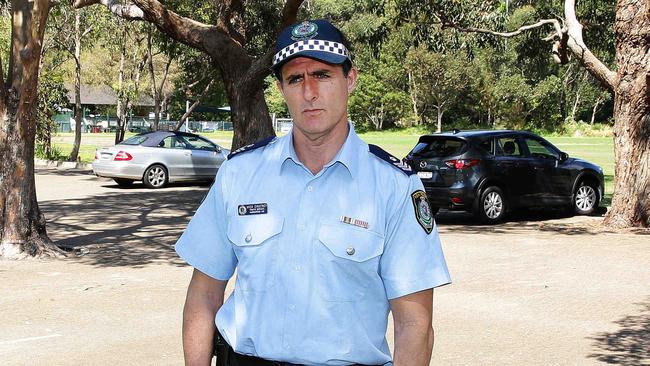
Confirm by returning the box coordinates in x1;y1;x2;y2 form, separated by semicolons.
475;186;506;224
113;178;134;188
574;181;599;215
143;164;168;189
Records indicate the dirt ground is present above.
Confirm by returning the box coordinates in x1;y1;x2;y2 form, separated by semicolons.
1;168;649;365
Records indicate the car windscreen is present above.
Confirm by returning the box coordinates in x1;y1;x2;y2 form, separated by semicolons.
410;137;467;158
119;135;149;145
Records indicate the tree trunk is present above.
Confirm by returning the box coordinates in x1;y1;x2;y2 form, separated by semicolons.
115;27;127;144
0;0;63;258
69;10;83;161
408;71;420;125
590;97;602;125
571;89;580;121
220;65;274;149
603;0;650;228
436;107;444;133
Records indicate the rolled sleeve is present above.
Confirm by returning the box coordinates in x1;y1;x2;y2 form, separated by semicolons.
175;165;237;281
380;175;451;299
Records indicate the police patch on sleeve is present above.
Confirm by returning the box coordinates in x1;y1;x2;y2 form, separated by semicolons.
411;190;433;234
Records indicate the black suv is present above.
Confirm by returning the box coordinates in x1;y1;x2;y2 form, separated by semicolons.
404;130;604;224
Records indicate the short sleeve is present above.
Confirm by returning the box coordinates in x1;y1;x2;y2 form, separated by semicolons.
174;164;237;281
380;175;451;299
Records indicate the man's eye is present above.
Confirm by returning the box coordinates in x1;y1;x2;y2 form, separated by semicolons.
287;76;302;84
314;73;330;79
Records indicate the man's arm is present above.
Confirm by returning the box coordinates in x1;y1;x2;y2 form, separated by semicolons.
390;288;434;366
182;269;228;366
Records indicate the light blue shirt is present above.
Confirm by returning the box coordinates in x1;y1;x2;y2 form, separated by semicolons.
175;126;451;365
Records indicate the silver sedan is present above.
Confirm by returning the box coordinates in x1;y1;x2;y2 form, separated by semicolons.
92;131;230;188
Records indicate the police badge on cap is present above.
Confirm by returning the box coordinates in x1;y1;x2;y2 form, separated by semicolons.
291;21;318;41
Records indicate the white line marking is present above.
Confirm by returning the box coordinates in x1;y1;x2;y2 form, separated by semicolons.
0;334;62;345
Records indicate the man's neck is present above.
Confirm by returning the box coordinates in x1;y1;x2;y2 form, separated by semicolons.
292;122;349;175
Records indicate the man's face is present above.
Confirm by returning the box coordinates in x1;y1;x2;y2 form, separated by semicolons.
276;57;357;140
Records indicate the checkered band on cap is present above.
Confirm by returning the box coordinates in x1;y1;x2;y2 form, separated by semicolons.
272;39;350;67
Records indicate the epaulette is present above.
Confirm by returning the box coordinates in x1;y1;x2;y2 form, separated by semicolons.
227;136;276;159
368;144;415;176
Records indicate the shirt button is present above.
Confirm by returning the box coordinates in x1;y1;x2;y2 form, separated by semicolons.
288;304;296;310
307;185;313;192
346;247;355;256
294;265;301;271
245;234;252;243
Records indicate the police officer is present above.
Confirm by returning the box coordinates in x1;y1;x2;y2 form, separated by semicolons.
175;19;451;366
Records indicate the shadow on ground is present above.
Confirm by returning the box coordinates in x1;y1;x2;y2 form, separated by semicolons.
588;299;650;365
433;207;621;236
40;185;209;268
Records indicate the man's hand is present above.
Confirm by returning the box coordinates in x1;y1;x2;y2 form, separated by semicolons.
182;269;228;366
390;289;434;366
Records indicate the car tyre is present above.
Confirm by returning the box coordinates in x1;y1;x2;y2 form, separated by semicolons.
573;181;599;215
475;186;506;224
143;164;168;189
113;178;134;188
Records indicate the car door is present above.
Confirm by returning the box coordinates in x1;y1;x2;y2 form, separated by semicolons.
181;135;223;177
521;135;572;204
156;136;194;177
493;135;538;206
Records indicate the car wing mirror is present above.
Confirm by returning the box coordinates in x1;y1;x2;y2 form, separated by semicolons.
559;152;569;161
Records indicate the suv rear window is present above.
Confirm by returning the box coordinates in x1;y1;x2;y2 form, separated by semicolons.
410;137;467;158
119;134;148;145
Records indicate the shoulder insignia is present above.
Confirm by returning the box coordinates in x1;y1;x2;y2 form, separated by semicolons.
227;136;276;160
412;190;434;234
368;144;415;176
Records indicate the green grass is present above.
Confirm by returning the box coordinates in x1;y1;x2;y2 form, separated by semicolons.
48;130;615;201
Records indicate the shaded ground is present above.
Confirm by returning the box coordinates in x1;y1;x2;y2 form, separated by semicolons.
0;168;648;365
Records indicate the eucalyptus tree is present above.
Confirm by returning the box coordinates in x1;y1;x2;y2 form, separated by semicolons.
74;0;305;149
396;0;648;228
0;0;63;258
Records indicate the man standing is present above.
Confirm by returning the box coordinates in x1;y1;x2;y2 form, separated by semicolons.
175;19;451;366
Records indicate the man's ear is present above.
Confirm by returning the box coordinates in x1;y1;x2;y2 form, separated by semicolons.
346;67;358;94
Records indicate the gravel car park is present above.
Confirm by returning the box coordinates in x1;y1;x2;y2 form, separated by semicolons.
404;129;605;224
92;131;229;188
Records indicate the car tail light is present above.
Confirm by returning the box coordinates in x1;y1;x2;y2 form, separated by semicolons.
114;151;133;161
444;159;480;169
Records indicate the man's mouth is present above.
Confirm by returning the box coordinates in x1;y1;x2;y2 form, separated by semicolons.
302;108;324;116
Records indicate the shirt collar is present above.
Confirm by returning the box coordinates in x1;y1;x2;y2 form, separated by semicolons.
279;122;362;178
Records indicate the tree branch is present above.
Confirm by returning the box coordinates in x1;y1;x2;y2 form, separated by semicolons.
175;78;215;131
564;0;617;90
72;0;144;19
442;18;563;40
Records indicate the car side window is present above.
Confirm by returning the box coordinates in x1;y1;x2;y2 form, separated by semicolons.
524;138;559;159
159;136;188;149
496;137;523;157
479;138;496;155
183;136;216;151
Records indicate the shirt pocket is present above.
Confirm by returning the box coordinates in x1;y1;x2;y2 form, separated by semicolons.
227;214;284;292
317;223;385;302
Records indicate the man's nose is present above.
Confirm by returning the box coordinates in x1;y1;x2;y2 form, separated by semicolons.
303;78;318;101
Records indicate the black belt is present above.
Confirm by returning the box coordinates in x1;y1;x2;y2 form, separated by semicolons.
214;329;379;366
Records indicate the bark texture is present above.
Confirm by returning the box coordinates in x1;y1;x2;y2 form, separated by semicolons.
603;0;650;227
0;0;63;258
